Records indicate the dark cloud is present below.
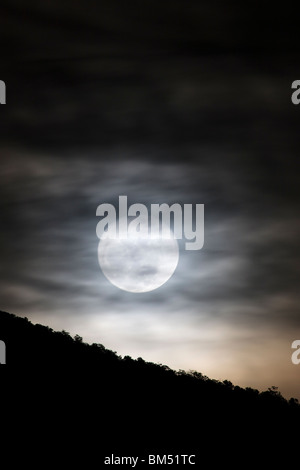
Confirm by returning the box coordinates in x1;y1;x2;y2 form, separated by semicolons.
0;1;300;399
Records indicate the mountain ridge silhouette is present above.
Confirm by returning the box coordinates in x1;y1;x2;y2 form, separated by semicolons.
0;309;298;466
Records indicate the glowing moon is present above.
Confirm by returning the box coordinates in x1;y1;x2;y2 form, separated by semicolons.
98;231;179;293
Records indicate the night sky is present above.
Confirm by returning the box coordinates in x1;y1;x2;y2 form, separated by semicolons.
0;1;300;399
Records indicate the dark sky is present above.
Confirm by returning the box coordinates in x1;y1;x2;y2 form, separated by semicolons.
0;1;300;399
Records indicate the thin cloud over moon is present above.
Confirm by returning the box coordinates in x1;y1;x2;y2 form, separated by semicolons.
98;234;179;293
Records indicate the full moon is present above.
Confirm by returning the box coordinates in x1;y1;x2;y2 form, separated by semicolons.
98;231;179;293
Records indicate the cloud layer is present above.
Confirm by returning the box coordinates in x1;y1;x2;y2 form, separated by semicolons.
0;1;299;399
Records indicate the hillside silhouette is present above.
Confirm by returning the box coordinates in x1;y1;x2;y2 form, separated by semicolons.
0;309;299;466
